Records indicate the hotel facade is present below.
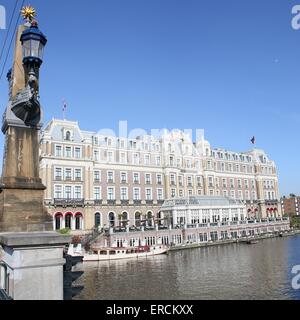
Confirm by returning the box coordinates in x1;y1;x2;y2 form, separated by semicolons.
40;119;282;233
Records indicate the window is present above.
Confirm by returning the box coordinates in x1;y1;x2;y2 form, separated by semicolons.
179;176;183;186
120;172;127;184
146;188;152;200
145;174;151;185
94;150;99;161
65;146;72;158
75;169;82;181
107;171;114;183
65;214;72;229
170;156;174;166
119;140;125;148
188;190;193;196
54;185;62;198
133;188;140;200
238;179;242;189
120;187;128;200
107;187;115;200
157;174;162;185
157;189;164;200
156;156;161;166
133;173;140;184
75;147;81;159
171;189;176;198
133;153;140;165
74;186;82;199
65;186;72;199
55;145;62;157
65;131;71;141
65;168;72;181
107;151;114;162
144;154;151;165
197;176;202;187
95;213;101;228
55;168;62;180
94;187;101;200
170;175;176;185
186;159;191;168
94;170;100;182
120;152;126;164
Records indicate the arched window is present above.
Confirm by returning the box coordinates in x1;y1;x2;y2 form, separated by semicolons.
95;212;101;228
55;213;63;230
65;131;71;141
147;211;153;227
75;213;83;230
109;212;115;227
135;212;141;227
122;212;129;227
65;213;73;229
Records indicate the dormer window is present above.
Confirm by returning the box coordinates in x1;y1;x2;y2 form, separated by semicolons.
63;129;73;141
66;131;71;141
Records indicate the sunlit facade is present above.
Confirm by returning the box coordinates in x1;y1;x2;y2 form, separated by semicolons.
39;119;282;232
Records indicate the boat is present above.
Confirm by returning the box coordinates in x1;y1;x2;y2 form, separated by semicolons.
69;244;169;262
246;240;259;245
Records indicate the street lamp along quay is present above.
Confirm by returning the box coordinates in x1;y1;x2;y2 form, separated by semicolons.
11;7;47;128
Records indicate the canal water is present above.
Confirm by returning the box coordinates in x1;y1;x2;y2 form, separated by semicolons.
75;235;300;300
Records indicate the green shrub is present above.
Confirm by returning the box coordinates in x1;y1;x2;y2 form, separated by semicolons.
57;228;71;235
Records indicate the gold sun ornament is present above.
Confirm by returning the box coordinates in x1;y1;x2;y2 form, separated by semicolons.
21;5;36;23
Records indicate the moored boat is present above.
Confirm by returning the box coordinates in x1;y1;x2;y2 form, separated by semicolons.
84;245;169;262
72;245;169;262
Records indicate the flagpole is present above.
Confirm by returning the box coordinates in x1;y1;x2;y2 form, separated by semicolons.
62;99;66;121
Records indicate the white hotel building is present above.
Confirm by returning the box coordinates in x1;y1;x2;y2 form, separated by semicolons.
40;119;282;232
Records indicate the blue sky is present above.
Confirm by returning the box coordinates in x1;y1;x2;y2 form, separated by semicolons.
0;0;299;196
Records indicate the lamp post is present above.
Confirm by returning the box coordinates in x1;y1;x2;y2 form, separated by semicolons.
20;20;47;90
0;5;53;232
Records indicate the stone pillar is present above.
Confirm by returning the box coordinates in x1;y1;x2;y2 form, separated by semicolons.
0;232;70;300
173;209;178;228
186;209;192;225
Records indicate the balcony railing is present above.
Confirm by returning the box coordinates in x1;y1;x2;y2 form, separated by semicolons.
107;199;116;205
121;200;129;205
94;199;103;205
133;200;142;205
146;200;154;205
54;198;85;207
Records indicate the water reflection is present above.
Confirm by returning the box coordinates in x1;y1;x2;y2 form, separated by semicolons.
76;236;300;300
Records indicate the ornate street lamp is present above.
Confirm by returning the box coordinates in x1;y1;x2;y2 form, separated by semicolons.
20;20;47;68
11;6;47;127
